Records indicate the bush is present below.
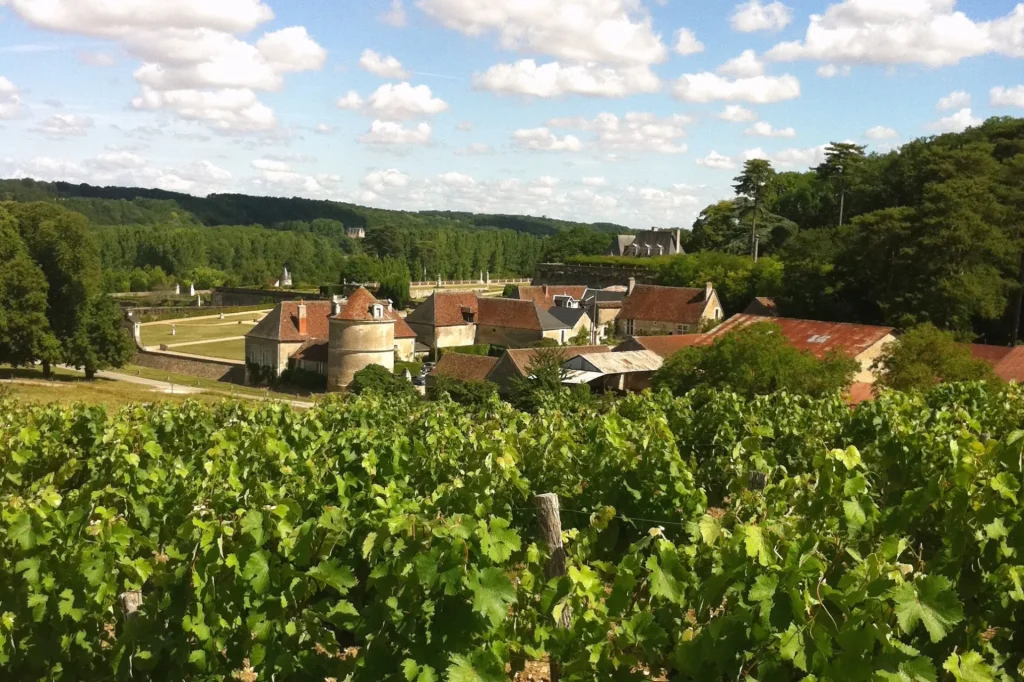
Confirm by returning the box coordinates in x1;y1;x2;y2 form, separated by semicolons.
350;364;417;396
874;323;997;391
394;361;423;377
428;376;498;406
438;344;491;358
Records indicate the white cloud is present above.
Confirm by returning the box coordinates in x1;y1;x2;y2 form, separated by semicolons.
717;49;765;78
991;85;1024;107
673;72;800;103
0;76;24;119
582;176;608;186
745;121;796;137
33;114;95;138
380;0;407;27
252;167;342;196
76;50;116;67
359;120;433;145
866;125;898;139
417;0;668;65
512;127;583;152
337;82;448;119
937;90;971;110
927;107;983;133
718;105;759;122
696;151;737;170
816;64;850;78
359;49;410;79
731;0;793;32
548;112;691;154
457;121;474;131
315;123;334;134
743;144;829;168
182;160;233;184
766;0;1024;68
251;158;292;172
437;171;476;189
674;28;704;55
473;59;660;98
92;151;146;170
1;0;326;133
455;143;494;155
363;168;410;193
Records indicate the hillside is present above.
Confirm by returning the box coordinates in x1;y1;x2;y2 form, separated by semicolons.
0;178;629;236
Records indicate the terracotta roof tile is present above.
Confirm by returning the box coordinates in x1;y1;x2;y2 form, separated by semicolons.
846;382;876;405
407;292;479;327
710;314;894;359
993;347;1024;383
504;345;611;375
618;284;712;325
970;344;1014;365
515;285;587;308
478;298;568;331
247;300;333;343
430;353;499;382
335;287;392;322
614;334;712;358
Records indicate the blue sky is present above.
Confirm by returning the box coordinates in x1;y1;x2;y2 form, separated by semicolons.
0;0;1022;228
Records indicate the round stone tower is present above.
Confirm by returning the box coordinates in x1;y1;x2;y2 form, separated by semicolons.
327;287;396;391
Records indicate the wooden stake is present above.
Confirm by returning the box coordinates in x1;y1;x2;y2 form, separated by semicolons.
535;493;570;682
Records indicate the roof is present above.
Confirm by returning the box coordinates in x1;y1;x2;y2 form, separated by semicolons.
609;235;636;257
389;312;416;338
429;353;499;383
503;345;611;376
290;340;328;363
618;284;713;325
980;346;1024;383
847;382;875;406
615;334;712;358
406;292;479;327
583;288;625;305
547;307;588;328
609;230;682;257
970;344;1014;365
562;370;606;385
477;297;570;331
710;314;895;359
335;287;392;322
514;285;587;308
744;297;779;317
574;350;664;374
247;300;333;343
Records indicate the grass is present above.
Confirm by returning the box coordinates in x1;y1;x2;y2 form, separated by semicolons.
122;365;314;402
175;338;246;361
141;316;264;347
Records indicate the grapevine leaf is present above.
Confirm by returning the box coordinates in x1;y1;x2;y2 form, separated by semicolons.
990;473;1019;504
308;559;357;594
446;653;504;682
8;511;36;550
748;574;778;603
697;515;721;545
983;518;1008;540
779;623;807;672
480;518;521;563
646;555;681;603
243;551;270;595
241;510;265;547
404;659;420;680
470;568;516;627
843;500;867;532
943;652;995;682
743;525;770;566
418;666;438;682
890;576;963;643
362;532;378;559
832;446;862;470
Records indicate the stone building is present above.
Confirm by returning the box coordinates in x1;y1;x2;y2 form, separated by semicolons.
327;287;395;392
616;280;723;337
607;228;684;257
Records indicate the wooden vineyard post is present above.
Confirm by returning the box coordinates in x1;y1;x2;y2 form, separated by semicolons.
535;493;571;682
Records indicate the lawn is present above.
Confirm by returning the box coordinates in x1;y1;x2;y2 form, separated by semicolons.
141;316;264;347
122;365;316;402
175;338;246;361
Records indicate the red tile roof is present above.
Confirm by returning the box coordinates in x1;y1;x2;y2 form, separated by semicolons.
477;297;554;331
970;344;1014;365
846;382;876;406
335;287;389;322
503;345;611;375
710;314;894;359
390;313;416;339
407;292;480;327
991;347;1024;383
614;335;712;358
515;285;587;308
430;353;499;382
618;284;713;325
247;300;333;343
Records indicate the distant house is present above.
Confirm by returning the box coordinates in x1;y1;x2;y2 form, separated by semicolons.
608;228;684;257
744;297;779;317
487;345;611;394
613;334;712;358
616;280;724;337
346;227;366;239
970;345;1024;382
427;353;500;388
562;350;663;393
512;284;623;337
512;285;587;308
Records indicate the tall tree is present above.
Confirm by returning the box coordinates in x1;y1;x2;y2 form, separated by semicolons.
873;323;996;392
64;296;135;379
0;214;59;368
733;159;776;261
816;142;867;227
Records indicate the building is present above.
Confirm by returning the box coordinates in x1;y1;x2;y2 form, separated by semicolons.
512;284;624;338
405;292;574;350
427;353;500;388
245;293;418;383
709;314;896;384
616;280;724;337
613;334;712;358
971;345;1024;382
487;345;611;394
608;228;684;258
562;350;663;393
346;227;366;239
744;297;779;317
327;287;395;391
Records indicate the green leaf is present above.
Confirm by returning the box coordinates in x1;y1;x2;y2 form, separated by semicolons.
990;473;1019;504
779;623;807;672
446;653;504;682
143;441;163;458
308;559;357;594
243;551;270;595
890;576;963;643
843;499;867;531
744;525;770;566
983;518;1008;540
404;659;421;681
943;652;995;682
479;518;521;563
646;555;682;603
470;567;516;627
8;511;36;550
40;488;62;508
697;515;721;545
241;510;265;547
362;531;378;559
748;574;778;603
831;446;862;470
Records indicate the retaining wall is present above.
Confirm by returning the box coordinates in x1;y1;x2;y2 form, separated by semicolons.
532;263;657;288
133;349;246;384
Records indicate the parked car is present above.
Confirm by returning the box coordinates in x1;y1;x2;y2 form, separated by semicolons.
413;363;434;386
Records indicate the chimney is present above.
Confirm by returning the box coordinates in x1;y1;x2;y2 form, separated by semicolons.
705;282;713;301
627;277;636;296
543;285;549;296
675;228;682;254
297;303;308;335
387;299;393;313
331;299;342;316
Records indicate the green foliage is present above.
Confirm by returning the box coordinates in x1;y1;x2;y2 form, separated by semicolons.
508;346;567;410
438;345;491;359
653;321;859;398
377;272;412;309
874;323;997;391
0;214;58;368
63;296;136;378
350;364;417;397
429;376;499;406
657;251;784;314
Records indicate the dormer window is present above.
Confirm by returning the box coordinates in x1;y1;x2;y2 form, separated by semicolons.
461;306;476;323
371;304;384;320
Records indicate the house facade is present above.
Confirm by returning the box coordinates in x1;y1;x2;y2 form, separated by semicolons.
608;228;684;257
616;280;724;337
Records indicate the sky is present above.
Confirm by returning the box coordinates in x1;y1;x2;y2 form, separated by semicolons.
0;0;1022;230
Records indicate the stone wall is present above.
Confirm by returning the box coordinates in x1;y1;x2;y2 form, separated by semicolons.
532;263;657;289
133;349;246;384
213;287;318;307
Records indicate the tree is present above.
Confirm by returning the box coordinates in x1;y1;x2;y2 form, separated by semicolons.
816;142;867;227
733;159;776;261
64;296;135;379
652;322;858;398
508;346;568;410
350;364;417;397
377;273;411;309
873;323;996;392
0;216;59;368
428;376;498;406
340;255;378;284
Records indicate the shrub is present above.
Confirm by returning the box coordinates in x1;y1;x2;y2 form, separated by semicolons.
350;364;417;396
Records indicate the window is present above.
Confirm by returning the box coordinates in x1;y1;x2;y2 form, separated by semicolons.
714;308;722;320
625;319;635;336
677;324;689;334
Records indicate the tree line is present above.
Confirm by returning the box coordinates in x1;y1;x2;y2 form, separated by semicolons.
0;202;134;378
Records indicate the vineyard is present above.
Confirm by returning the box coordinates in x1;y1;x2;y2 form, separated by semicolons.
1;385;1023;681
